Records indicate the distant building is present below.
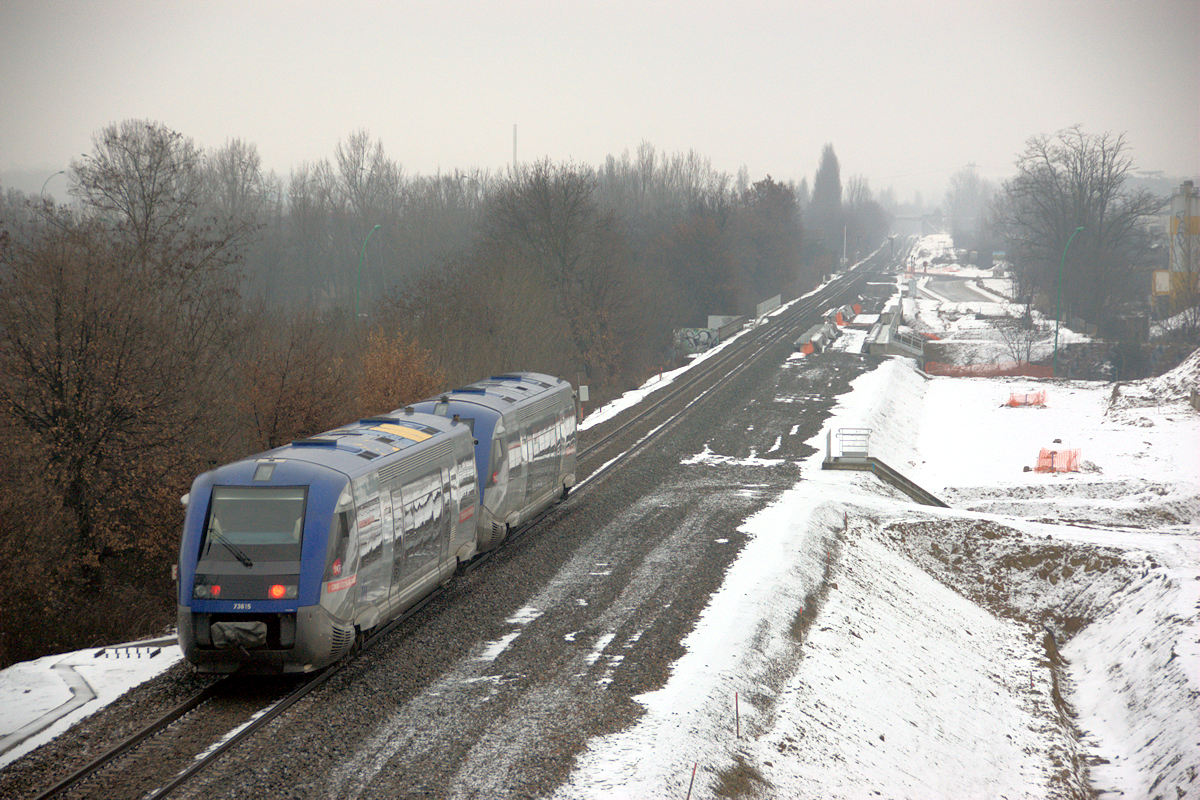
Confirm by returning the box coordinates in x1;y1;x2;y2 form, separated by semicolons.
1154;181;1199;311
1169;180;1199;273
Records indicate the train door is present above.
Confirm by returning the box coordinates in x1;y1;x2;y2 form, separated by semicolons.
397;466;448;589
487;418;524;519
505;422;526;516
524;407;556;506
351;473;389;615
388;480;410;614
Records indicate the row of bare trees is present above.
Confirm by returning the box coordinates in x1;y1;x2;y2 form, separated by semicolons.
0;119;888;665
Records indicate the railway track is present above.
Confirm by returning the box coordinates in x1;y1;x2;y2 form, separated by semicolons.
577;245;891;471
28;594;440;800
21;246;897;800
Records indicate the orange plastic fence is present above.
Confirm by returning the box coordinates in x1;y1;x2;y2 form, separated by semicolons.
1035;448;1079;472
1007;390;1046;407
925;361;1054;378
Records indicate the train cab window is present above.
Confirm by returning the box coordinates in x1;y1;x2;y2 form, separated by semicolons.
203;486;307;563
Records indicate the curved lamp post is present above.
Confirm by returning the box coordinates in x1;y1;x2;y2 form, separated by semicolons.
1052;225;1085;377
355;224;382;319
40;169;65;198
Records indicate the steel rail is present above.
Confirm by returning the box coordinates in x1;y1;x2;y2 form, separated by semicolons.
29;680;228;800
579;257;881;462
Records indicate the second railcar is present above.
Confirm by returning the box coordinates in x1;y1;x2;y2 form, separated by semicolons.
410;372;576;550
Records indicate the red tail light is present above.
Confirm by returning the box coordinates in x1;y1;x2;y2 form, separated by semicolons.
211;584;221;597
268;584;287;599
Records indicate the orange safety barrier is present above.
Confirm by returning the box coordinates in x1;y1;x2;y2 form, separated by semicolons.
852;303;862;314
801;341;815;355
1035;448;1079;473
835;312;845;325
925;361;1054;378
1006;390;1046;407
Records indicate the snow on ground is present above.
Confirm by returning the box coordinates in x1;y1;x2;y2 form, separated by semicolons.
1150;306;1200;341
906;269;1093;368
905;231;996;279
3;236;1196;798
0;640;182;767
553;234;1200;798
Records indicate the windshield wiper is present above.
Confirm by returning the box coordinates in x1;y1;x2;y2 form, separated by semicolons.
207;528;254;568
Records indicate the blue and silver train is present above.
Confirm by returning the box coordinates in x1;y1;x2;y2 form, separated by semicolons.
176;372;577;673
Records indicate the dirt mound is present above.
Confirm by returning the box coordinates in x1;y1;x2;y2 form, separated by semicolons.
1109;345;1200;412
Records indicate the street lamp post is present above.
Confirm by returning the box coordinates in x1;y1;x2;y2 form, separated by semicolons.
1053;225;1085;377
355;224;382;319
40;169;65;198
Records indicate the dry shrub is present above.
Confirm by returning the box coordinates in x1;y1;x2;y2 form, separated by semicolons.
357;327;446;415
236;310;357;450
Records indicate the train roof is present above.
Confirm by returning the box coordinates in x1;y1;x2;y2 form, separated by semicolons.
409;372;571;416
206;410;471;485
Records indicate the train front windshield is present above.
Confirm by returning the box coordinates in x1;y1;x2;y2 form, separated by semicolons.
203;486;307;563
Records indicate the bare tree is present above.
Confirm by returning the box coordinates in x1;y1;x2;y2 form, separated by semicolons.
334;129;404;220
235;308;356;450
843;175;890;262
733;176;804;300
994;127;1163;325
202;137;268;241
0;209;243;566
357;327;447;415
485;160;635;383
1166;183;1200;340
70;119;205;252
944;165;994;252
995;314;1046;365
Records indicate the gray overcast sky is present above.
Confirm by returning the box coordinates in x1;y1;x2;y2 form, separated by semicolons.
2;0;1197;203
